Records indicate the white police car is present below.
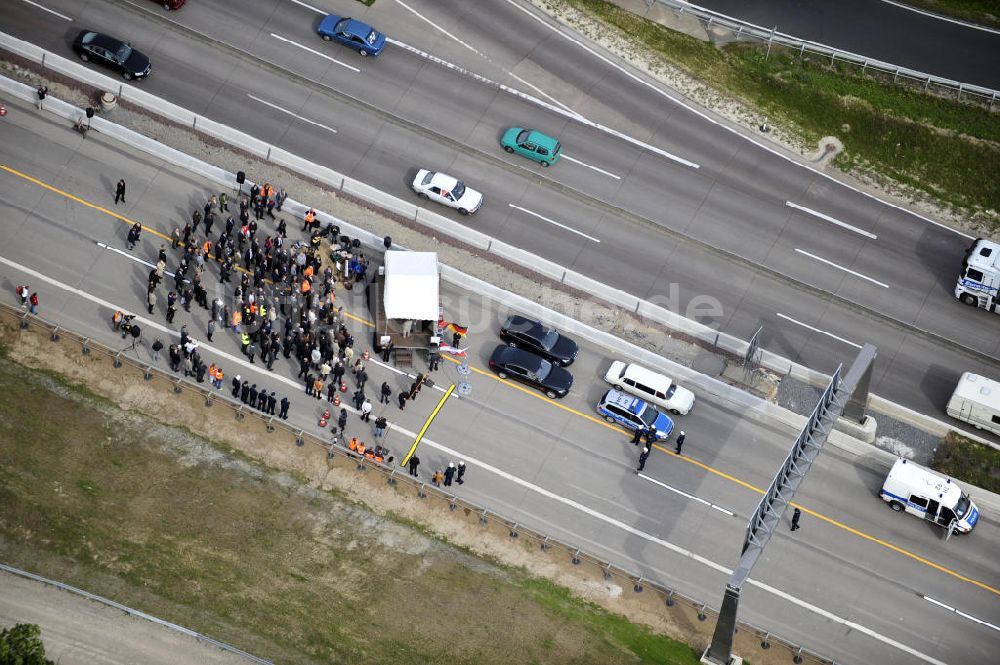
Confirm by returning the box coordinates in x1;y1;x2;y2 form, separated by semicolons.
596;389;674;439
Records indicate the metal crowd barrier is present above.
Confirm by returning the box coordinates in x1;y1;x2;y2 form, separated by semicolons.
0;301;837;665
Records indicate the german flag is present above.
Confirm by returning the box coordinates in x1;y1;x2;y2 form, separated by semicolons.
439;321;468;335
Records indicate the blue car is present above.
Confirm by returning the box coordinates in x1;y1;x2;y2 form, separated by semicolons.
317;15;386;56
597;389;674;440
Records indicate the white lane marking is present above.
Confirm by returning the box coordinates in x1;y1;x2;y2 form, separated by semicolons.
560;154;622;180
508;72;578;116
0;254;959;665
270;33;361;73
786;201;877;240
96;242;175;277
776;313;862;349
16;0;71;21
247;94;338;134
638;473;735;516
508;204;600;243
498;0;972;237
390;0;480;55
879;0;1000;35
288;0;327;15
922;596;1000;631
794;248;891;289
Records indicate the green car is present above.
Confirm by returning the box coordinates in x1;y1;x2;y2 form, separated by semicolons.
500;127;561;167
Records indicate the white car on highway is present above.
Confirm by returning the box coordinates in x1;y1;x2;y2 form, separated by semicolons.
412;169;483;215
604;361;695;415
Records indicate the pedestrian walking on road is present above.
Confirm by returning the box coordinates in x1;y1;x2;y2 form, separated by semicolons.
115;179;126;204
146;290;156;315
443;463;456;487
374;416;387;439
126;222;142;250
428;350;440;372
219;192;229;213
29;292;39;315
408;455;420;477
674;431;685;455
360;398;373;422
631;427;644;446
151;338;163;361
207;319;216;342
36;84;48;110
379;381;392;404
637;447;650;473
397;391;407;410
352;388;365;410
791;508;801;531
337;408;348;434
16;285;29;308
456;461;466;485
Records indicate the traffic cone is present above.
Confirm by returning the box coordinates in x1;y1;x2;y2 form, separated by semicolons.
333;393;341;407
319;408;330;427
363;349;370;361
340;381;347;392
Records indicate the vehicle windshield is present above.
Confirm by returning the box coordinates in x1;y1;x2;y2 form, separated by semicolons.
537;359;553;380
366;29;379;45
335;18;350;33
955;494;970;520
516;129;530;144
452;181;466;199
421;171;435;185
637;404;658;428
665;384;676;399
541;329;559;350
115;43;132;62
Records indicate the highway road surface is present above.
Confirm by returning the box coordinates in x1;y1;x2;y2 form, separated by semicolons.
0;570;256;665
0;101;997;665
694;0;1000;89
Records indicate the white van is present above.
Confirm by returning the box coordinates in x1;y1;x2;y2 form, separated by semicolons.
880;458;980;533
603;361;695;415
946;372;1000;436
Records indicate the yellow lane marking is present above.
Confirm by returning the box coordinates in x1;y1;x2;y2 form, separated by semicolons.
7;163;997;597
400;383;455;468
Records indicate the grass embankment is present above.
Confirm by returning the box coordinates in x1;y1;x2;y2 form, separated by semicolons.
565;0;1000;224
901;0;1000;29
0;356;699;665
931;431;1000;494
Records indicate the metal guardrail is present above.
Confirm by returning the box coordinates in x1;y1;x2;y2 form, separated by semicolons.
647;0;1000;108
0;301;837;665
0;562;273;664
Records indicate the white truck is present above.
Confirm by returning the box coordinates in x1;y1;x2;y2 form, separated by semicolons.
946;372;1000;436
955;238;1000;311
880;458;980;533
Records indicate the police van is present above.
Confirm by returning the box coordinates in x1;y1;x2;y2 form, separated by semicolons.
880;458;980;534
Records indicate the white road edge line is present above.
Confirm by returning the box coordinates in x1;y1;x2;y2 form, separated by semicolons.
922;595;1000;631
560;154;622;180
878;0;1000;35
776;313;863;350
246;94;338;134
17;0;72;21
794;248;891;289
507;72;579;117
288;0;327;15
786;201;877;240
0;254;951;665
270;33;361;73
390;0;480;55
508;204;601;243
498;0;974;236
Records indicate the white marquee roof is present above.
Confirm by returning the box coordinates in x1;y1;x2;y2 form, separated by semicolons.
383;251;439;321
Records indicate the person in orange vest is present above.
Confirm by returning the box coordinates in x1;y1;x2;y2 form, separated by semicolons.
214;366;224;390
208;362;217;384
231;309;242;332
356;442;366;456
302;208;316;232
202;239;212;256
301;279;311;294
349;437;359;452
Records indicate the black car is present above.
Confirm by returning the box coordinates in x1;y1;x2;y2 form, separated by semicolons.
498;315;578;366
488;345;573;399
72;30;151;80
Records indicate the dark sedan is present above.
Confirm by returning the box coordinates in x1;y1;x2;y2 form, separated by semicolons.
488;345;573;399
498;315;579;366
72;30;151;80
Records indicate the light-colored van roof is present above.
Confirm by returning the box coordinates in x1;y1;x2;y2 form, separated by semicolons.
609;361;672;391
886;459;962;505
950;372;1000;411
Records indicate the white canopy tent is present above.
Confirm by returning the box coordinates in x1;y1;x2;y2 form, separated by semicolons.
382;251;439;321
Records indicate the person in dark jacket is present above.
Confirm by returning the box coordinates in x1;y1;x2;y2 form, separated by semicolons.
240;381;250;404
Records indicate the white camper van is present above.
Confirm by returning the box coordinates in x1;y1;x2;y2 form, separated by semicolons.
880;458;980;533
946;372;1000;436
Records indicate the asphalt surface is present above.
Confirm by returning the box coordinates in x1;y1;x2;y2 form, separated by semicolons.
693;0;1000;89
0;101;997;665
0;571;253;665
6;0;1000;433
